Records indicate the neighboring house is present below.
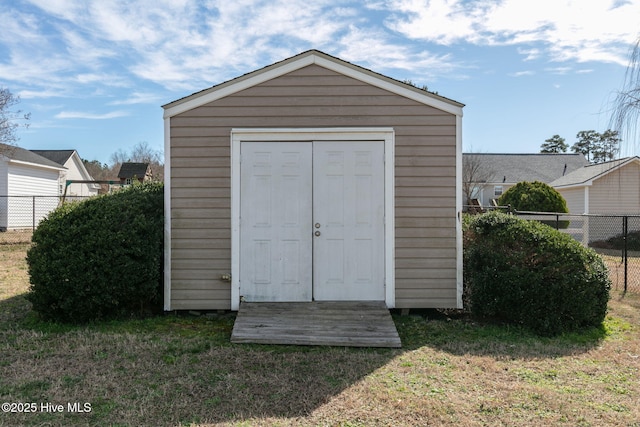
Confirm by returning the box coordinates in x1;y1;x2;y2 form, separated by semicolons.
551;157;640;215
118;162;152;184
162;49;464;312
550;157;640;244
464;153;588;207
0;144;66;230
31;149;100;197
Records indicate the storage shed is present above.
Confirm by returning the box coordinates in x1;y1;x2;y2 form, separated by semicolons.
162;50;464;312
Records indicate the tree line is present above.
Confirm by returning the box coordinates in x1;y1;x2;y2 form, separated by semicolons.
82;141;164;182
1;88;163;182
540;130;621;164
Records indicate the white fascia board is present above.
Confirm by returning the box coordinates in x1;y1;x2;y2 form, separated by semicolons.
313;56;463;117
164;53;463;119
553;181;593;190
8;159;66;172
164;55;316;118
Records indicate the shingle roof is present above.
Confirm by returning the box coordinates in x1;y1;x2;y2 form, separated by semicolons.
550;157;640;187
0;143;66;169
117;162;149;179
464;153;588;184
30;149;75;167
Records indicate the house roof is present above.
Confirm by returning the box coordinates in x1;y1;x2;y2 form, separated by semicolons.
30;149;75;167
0;143;66;170
550;156;640;188
163;49;464;118
464;153;589;184
117;162;150;179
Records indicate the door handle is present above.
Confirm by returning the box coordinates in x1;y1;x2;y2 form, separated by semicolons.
314;231;321;237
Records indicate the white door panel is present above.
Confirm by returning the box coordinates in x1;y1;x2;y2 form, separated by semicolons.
239;142;313;301
239;140;385;302
313;141;385;300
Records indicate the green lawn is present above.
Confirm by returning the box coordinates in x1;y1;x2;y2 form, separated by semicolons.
1;245;639;426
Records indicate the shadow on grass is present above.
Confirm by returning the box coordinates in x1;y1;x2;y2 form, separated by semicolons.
0;293;32;326
1;297;630;426
1;304;399;426
393;308;611;359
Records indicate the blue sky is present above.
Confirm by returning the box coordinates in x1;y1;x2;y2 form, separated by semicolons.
1;0;639;164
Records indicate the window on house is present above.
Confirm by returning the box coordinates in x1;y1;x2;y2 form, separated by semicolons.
125;178;132;185
494;186;503;197
470;186;482;200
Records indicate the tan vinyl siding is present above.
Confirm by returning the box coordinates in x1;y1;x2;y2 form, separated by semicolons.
557;187;585;214
589;163;640;214
169;64;458;309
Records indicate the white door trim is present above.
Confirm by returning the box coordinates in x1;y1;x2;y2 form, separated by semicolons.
231;128;395;311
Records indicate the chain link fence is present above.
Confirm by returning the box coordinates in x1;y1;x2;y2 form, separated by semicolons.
514;211;640;295
0;195;90;245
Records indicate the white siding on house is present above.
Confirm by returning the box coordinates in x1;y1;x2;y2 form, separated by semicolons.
474;183;514;207
7;163;60;228
557;187;585;214
8;163;59;195
63;154;98;196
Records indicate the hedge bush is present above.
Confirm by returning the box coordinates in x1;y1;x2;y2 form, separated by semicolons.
498;181;569;228
26;183;164;323
464;211;611;336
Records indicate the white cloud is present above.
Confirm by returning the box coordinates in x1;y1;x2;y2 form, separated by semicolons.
55;110;129;120
382;0;640;65
545;67;573;75
510;71;535;77
335;25;463;80
18;89;67;99
109;92;163;106
1;0;636;99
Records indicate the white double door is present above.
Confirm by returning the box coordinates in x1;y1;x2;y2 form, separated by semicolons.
239;141;384;302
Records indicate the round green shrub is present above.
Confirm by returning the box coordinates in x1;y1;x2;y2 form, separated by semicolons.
26;183;164;323
498;181;569;228
498;181;568;213
464;211;611;336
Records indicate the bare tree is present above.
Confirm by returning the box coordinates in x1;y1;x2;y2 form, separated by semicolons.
611;37;640;152
109;141;164;182
82;159;112;181
463;153;495;207
0;87;30;150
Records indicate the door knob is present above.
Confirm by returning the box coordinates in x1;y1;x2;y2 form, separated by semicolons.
314;231;321;236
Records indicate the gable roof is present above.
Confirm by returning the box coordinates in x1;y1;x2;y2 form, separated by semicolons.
163;49;464;118
118;162;150;179
551;156;640;188
30;149;75;167
0;143;66;170
464;153;588;184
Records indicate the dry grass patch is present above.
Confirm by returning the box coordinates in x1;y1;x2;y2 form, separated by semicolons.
1;245;639;426
600;251;640;294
